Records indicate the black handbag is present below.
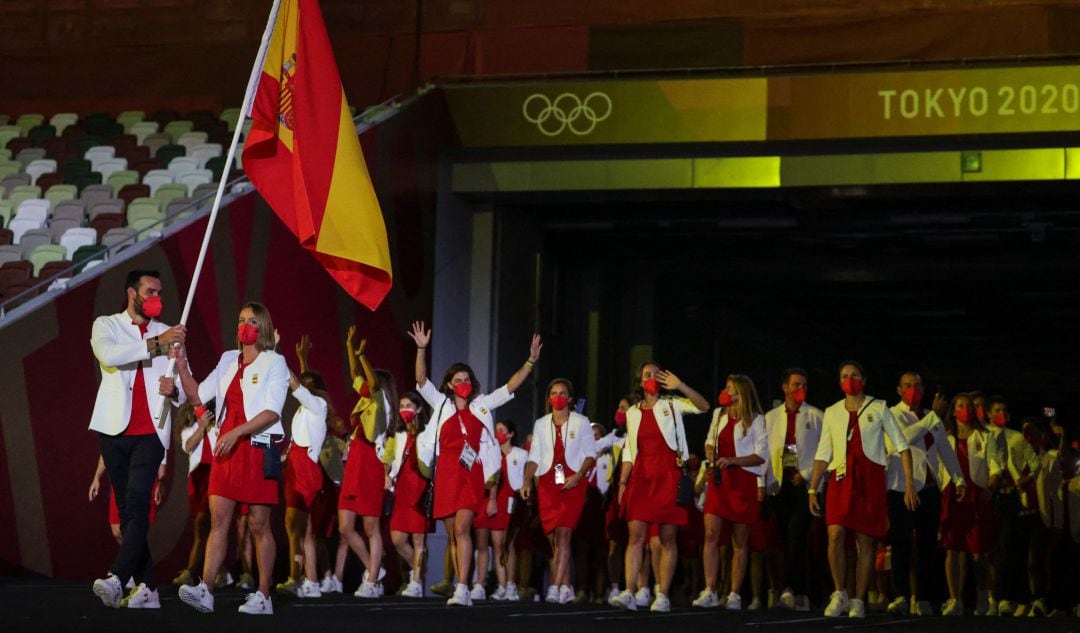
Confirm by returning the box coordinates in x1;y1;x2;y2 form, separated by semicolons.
383;491;395;517
262;440;283;480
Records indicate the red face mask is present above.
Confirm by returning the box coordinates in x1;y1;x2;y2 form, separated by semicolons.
954;407;971;424
140;295;162;319
717;390;733;407
614;410;627;426
643;378;660;396
902;386;923;408
399;408;416;425
975;405;986;423
549;395;569;411
238;323;259;346
358;382;371;398
991;411;1007;428
453;382;473;399
495;430;509;445
841;377;863;396
790;387;807;405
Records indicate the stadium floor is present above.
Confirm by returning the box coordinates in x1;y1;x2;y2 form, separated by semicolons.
4;578;1078;633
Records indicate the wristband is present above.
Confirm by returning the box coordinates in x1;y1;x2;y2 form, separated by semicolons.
195;405;208;419
525;359;535;367
807;489;818;495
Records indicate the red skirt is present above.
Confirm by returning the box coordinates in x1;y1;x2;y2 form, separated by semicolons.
284;444;324;511
703;466;760;525
390;458;434;535
940;483;995;554
824;464;887;540
187;464;211;516
339;434;385;516
474;478;513;531
536;466;587;533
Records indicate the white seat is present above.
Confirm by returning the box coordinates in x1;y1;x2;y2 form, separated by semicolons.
167;156;200;178
189;143;223;168
25;159;58;185
15;198;50;223
95;158;129;182
59;227;98;259
141;170;174;196
83;258;104;271
177;131;209;152
8;217;45;244
129;121;159;145
83;146;117;171
179;170;213;195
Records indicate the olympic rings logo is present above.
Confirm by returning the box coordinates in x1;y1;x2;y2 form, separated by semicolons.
522;92;613;137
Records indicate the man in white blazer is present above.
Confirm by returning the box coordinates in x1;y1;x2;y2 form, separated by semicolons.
89;270;186;609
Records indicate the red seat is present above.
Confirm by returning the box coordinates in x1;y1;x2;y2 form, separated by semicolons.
35;172;64;191
90;213;124;240
38;260;73;281
0;228;13;246
0;278;40;306
117;184;150;207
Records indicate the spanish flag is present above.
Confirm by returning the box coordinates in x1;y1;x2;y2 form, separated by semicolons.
243;0;391;310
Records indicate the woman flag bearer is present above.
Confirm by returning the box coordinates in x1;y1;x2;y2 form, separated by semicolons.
174;302;290;615
521;379;598;604
387;391;433;598
409;321;542;607
610;362;710;613
694;375;767;610
809;361;917;619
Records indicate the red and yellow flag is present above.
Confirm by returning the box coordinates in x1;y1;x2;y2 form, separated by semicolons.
243;0;391;310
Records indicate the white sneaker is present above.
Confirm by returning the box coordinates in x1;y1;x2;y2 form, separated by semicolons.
825;590;849;617
915;600;933;616
300;578;322;598
125;577;135;590
634;586;652;607
726;592;743;611
402;580;424;598
607;587;621;604
354;581;379;598
491;585;507;601
942;598;963;616
276;578;301;596
235;573;253;590
849;598;866;618
178;581;215;613
651;592;671;612
559;585;575;605
748;597;762;611
447;583;473;606
794;595;811;612
238;591;273;615
470;584;487;601
545;585;560;603
692;589;721;608
362;568;387;583
320;573;342;594
92;573;123;608
610;589;638;611
779;589;796;610
123;583;160;609
887;595;909;614
997;600;1014;616
505;582;520;601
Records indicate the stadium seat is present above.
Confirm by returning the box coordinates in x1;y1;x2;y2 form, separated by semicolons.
130;158;162;178
60;125;85;142
151;110;180;126
39;137;69;158
219;107;242;132
27;124;56;145
72;172;103;194
117;184;149;207
129;121;159;145
142;169;173;196
4;137;31;156
116;111;145;133
0;278;39;305
83;146;116;170
58;227;97;259
80;184;115;205
9;186;43;209
72;135;103;158
204;155;231;182
0;259;33;288
110;134;137;155
0;200;11;228
8;217;43;244
38;259;73;282
81;113;114;136
154;183;187;207
163;120;194;143
48;113;78;135
177;131;208;151
2;173;31;194
62;158;92;179
0;246;24;268
0;148;9;161
101;227;137;250
15;199;50;223
142;133;172;157
89;214;123;241
15;147;47;168
191;182;220;200
105;169;139;192
51;199;86;223
126;198;162;225
0;227;11;246
28;244;66;276
49;218;82;242
0;160;21;180
25;159;57;185
15;114;44;136
130;217;162;239
0;127;21;149
88;199;124;221
189;143;223;169
35;172;64;191
167;156;199;178
96;158;129;182
179;170;213;195
44;184;77;209
165;197;193;215
119;145;150;164
155;144;186;166
18;228;52;257
72;244;107;271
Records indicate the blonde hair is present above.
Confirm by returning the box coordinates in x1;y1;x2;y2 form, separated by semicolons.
727;374;763;431
237;301;276;352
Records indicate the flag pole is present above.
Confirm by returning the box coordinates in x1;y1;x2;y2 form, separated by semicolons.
158;0;283;427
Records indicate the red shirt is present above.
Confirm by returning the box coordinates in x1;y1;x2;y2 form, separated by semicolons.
123;320;156;436
784;407;798;446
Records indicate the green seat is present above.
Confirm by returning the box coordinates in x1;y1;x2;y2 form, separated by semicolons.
29;244;66;276
130;216;162;239
116;111;145;133
63;158;92;179
0;159;20;179
82;113;114;137
72;173;103;193
44;184;77;208
72;136;103;158
15;114;44;136
8;186;43;210
0;128;20;150
48;113;78;135
0;199;12;227
106;170;139;191
153;183;187;207
0;148;10;161
126;199;162;225
204;155;231;182
27;124;56;145
72;244;107;271
155;144;186;165
163;120;194;143
219;107;242;132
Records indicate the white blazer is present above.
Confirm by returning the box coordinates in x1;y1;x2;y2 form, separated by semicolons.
196;349;290;437
89;311;186;450
705;411;768;478
815;397;909;472
622;396;707;465
415;379;511;482
504;446;529;491
763;403;823;485
593;453;613;495
527;412;598;476
180;423;219;474
290;385;327;464
942;429;1002;489
887;404;964;492
989;426;1041;483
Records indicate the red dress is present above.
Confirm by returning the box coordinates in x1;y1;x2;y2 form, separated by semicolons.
624;408;687;527
475;452;514;530
208;358;279;506
433;408;486;520
339;428;385;516
940;437;995;554
536;422;588;533
825;411;887;540
390;433;434;534
703;417;760;525
284;442;324;511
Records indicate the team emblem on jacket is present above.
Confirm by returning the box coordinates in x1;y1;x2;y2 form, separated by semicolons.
867;414;874;422
481;408;488;414
252;374;259;384
569;432;576;439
